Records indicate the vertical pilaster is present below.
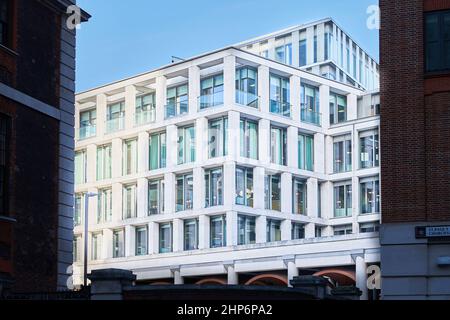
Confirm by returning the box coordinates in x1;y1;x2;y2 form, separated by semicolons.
291;31;300;68
258;65;270;114
112;183;123;222
347;93;358;121
281;219;292;241
306;27;315;65
307;178;318;219
111;138;123;178
86;144;97;183
281;173;293;214
355;255;368;300
198;215;210;250
102;229;113;259
314;133;325;174
125;85;136;129
227;110;240;160
138;131;149;173
258;119;271;165
188;66;200;114
193;167;205;211
173;218;183;252
290;75;300;121
166;124;178;169
125;225;135;257
226;211;238;246
96;93;107;137
287;126;298;168
253;167;266;210
256;215;267;244
319;85;330;129
223;55;236;106
156;75;167;123
164;173;176;214
137;178;148;218
224;162;236;207
195;117;208;163
149;222;159;254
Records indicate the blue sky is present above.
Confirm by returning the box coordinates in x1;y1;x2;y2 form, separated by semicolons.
76;0;379;92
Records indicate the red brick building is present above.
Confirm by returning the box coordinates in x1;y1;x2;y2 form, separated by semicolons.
380;0;450;299
0;0;89;293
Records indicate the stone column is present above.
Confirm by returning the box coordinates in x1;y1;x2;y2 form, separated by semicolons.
198;215;210;250
173;218;183;252
347;93;358;121
319;85;330;129
223;162;236;207
258;65;270;114
111;138;123;178
149;222;159;255
137;178;148;218
291;31;300;68
355;255;368;300
227;110;240;160
256;215;267;244
290;75;301;121
155;75;167;123
226;264;239;285
281;172;293;214
226;211;238;246
253;167;266;210
137;131;149;173
258;119;271;165
173;268;184;285
96;93;107;137
287;126;298;169
285;257;299;287
189;66;200;114
193;167;205;211
125;225;135;258
86;144;97;183
125;85;136;129
223;55;236;107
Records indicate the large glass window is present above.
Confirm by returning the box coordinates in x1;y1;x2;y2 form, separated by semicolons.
334;224;353;236
270;74;290;117
236;67;258;108
73;236;81;263
123;139;137;175
79;109;97;139
300;84;321;125
184;219;199;251
292;223;305;240
360;222;380;233
265;174;281;211
159;223;173;253
91;233;102;260
74;150;86;185
200;74;224;109
135;226;148;256
176;173;193;212
210;215;226;248
74;193;83;227
166;84;188;118
0;115;7;216
208;117;228;158
298;134;314;171
333;135;352;173
329;93;347;124
113;229;125;258
205;167;223;208
106;101;125;133
178;125;195;164
236;167;254;207
135;93;156;125
334;182;352;218
148;179;164;215
299;39;307;67
293;178;307;215
275;43;292;65
240;119;258;159
271;126;287;166
0;0;9;46
267;219;281;242
324;32;333;60
313;35;318;63
97;144;112;180
425;11;450;72
149;132;166;170
123;184;137;219
360;177;380;214
97;188;112;223
238;215;256;245
360;130;379;169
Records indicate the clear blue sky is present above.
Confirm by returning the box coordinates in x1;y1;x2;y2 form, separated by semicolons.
76;0;379;92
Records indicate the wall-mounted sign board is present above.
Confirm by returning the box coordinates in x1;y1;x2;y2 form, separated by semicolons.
416;226;450;239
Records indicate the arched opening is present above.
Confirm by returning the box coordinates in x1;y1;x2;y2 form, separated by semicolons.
313;269;356;286
195;278;227;285
245;274;288;286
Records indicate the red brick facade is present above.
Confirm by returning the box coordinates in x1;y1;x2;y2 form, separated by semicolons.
380;0;450;223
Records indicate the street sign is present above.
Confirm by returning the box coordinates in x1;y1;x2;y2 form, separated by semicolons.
416;226;450;239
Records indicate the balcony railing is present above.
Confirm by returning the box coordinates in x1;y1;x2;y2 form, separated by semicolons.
236;90;259;108
105;117;125;134
78;125;96;140
165;101;188;119
270;100;291;118
301;107;322;126
199;92;224;110
135;108;156;126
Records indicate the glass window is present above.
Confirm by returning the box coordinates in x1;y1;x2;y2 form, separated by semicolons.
136;226;148;256
334;224;353;236
300;84;321;125
122;184;137;219
271;126;287;165
205;167;223;208
329;93;347;124
236;67;258;108
149;132;166;170
97;188;112;223
97;144;112;180
176;173;193;212
314;35;318;63
135;93;156;125
315;226;323;238
267;219;281;242
74;193;84;227
106;101;125;133
333;135;352;173
238;215;256;245
123;139;138;175
360;177;380;214
292;223;305;240
298;134;314;171
265;174;281;211
208;117;228;158
74;150;86;185
159;223;173;253
270;74;290;117
200;74;224;109
91;233;102;260
166;84;188;118
334;182;352;218
113;229;125;258
360;222;380;233
210;215;226;248
425;11;450;72
0;0;9;46
299;39;307;66
235;167;254;207
293;178;307;215
178;125;195;164
275;43;292;64
360;130;379;169
148;179;164;215
324;32;333;61
79;109;97;139
184;219;199;251
240;119;258;159
73;236;81;263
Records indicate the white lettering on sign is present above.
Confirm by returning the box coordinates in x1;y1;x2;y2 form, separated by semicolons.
426;226;450;237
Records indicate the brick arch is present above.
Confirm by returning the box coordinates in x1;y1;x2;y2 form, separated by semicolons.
245;274;288;286
196;278;227;285
313;269;356;286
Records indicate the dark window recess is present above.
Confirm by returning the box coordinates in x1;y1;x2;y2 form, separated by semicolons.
0;240;11;259
0;0;9;47
0;115;9;216
425;10;450;73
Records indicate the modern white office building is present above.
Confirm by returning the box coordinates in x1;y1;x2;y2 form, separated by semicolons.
72;22;381;299
236;18;380;91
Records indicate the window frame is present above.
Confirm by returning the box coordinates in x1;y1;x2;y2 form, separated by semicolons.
205;167;223;208
235;166;254;207
425;10;450;73
210;215;226;248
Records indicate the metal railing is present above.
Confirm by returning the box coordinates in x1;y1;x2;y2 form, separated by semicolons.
135;108;156;126
270;100;291;118
78;125;96;140
165;102;188;119
301;107;322;126
105;117;125;134
198;92;224;110
236;90;259;108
